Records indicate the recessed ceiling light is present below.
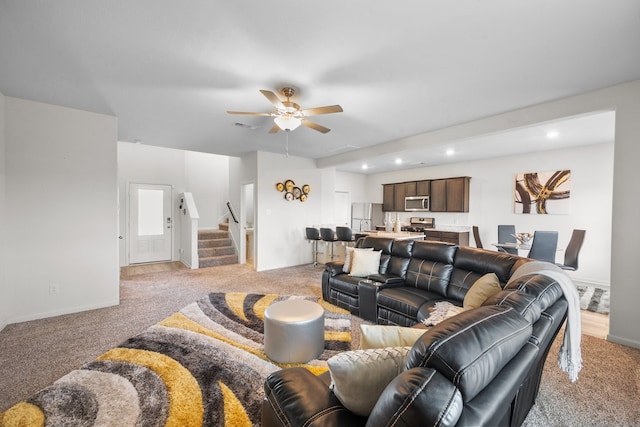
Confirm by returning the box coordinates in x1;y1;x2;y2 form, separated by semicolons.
395;158;402;165
446;149;455;156
546;131;559;139
361;164;368;170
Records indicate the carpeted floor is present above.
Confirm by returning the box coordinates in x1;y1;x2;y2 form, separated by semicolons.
0;292;357;426
0;263;638;426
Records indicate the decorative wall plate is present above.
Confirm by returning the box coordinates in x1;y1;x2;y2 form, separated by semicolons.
300;194;307;202
292;187;302;199
276;182;284;192
302;184;311;194
284;191;294;201
284;180;295;192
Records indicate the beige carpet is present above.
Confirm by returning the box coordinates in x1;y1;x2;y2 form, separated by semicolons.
1;263;639;426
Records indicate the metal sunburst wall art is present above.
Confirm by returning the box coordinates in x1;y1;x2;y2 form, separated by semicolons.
276;179;311;202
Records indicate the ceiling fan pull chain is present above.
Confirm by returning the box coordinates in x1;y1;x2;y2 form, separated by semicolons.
285;130;289;157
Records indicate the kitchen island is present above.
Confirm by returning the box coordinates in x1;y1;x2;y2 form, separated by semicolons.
361;230;425;241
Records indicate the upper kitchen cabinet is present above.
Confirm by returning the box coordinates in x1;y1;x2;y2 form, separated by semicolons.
393;183;406;212
416;180;430;196
381;179;432;212
430;177;470;212
383;184;395;211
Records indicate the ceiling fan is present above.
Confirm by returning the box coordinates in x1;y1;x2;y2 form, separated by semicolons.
227;87;343;134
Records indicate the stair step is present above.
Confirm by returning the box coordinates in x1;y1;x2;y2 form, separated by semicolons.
199;254;238;268
198;238;232;248
198;229;228;240
198;246;235;257
219;222;229;231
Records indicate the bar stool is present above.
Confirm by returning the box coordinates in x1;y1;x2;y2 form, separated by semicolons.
335;226;355;247
305;227;321;267
320;228;338;262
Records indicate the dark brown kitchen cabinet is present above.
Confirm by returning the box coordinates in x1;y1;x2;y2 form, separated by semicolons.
404;181;417;197
446;177;470;212
430;179;447;212
382;184;395;211
429;177;470;212
416;180;430;196
393;183;406;211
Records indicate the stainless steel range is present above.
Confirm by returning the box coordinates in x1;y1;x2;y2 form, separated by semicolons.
401;217;435;232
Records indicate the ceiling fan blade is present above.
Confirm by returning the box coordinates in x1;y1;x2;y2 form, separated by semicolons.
268;124;281;133
260;90;285;109
302;105;343;116
301;120;331;133
227;111;273;116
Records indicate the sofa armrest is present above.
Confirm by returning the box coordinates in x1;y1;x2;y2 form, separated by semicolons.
263;368;366;427
324;261;345;277
367;367;463;427
367;274;404;287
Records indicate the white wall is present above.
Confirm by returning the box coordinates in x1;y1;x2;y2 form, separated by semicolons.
365;143;613;287
117;142;229;266
0;91;7;330
252;151;324;271
4;97;119;324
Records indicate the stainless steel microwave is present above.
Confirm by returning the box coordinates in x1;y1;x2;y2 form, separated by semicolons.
405;196;430;211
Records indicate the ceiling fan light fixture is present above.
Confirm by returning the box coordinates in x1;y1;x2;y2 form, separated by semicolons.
274;115;302;131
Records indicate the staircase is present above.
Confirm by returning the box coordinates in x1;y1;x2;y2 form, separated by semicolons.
198;222;238;268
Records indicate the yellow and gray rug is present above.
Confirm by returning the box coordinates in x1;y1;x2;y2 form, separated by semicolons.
0;293;353;427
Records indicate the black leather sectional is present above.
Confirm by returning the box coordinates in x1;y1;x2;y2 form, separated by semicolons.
263;237;569;426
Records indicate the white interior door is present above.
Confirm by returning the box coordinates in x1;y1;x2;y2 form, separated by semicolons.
129;183;172;264
334;191;351;226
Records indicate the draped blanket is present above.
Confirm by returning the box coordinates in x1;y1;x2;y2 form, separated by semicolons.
0;293;354;427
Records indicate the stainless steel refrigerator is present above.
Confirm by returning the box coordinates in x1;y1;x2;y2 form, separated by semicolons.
351;203;384;232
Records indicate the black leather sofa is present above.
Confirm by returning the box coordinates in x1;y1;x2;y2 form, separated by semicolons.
262;237;569;426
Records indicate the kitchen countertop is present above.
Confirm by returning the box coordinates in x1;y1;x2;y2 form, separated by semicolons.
361;231;425;240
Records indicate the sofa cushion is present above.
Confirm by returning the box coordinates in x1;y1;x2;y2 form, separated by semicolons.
343;247;373;273
483;289;542;324
503;273;564;313
368;367;463;427
359;324;427;349
405;305;532;401
328;346;411;417
463;273;502;309
349;250;382;277
377;287;443;321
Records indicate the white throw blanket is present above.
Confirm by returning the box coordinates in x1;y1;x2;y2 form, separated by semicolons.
507;261;582;382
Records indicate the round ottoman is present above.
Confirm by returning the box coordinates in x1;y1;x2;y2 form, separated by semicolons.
264;299;325;363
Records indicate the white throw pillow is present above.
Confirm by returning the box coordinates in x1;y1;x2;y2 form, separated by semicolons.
328;346;411;416
463;272;502;309
359;324;428;349
348;250;381;277
343;247;374;273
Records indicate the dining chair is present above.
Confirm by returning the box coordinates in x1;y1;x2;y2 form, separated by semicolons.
527;231;559;263
497;225;517;255
556;229;586;271
472;225;483;249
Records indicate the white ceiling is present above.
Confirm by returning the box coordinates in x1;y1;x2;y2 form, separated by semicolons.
1;1;638;174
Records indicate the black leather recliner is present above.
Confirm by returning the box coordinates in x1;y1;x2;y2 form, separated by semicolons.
264;237;568;426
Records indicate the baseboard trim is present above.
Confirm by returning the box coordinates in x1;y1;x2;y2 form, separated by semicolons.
606;334;640;350
0;318;7;333
7;299;120;325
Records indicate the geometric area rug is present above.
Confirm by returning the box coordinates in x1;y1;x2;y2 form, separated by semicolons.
576;285;610;314
0;293;354;427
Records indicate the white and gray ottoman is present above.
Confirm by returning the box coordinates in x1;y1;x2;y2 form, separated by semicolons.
264;299;325;363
